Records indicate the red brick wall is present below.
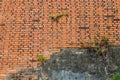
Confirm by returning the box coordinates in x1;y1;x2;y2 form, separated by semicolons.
0;0;120;79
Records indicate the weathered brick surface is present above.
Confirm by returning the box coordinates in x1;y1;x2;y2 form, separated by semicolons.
0;0;120;79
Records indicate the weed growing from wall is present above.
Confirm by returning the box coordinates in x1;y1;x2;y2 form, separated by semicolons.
50;12;68;22
112;72;120;80
37;55;46;64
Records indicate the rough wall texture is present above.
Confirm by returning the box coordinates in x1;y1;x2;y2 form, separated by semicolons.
41;47;120;80
7;47;120;80
0;0;120;79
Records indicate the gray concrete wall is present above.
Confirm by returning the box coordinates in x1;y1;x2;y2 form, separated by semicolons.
8;47;120;80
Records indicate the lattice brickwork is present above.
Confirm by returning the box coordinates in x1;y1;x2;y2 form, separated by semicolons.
0;0;120;79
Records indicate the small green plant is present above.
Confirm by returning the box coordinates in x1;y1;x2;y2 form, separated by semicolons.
95;35;109;56
50;12;69;22
83;34;111;57
50;13;63;21
112;72;120;80
86;39;95;48
102;35;109;42
37;55;46;63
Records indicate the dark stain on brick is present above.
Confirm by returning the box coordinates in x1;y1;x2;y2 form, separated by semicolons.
114;18;120;21
79;27;89;29
0;23;5;26
32;19;40;22
30;60;38;62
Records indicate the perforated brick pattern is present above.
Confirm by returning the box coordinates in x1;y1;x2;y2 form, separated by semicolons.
0;0;120;79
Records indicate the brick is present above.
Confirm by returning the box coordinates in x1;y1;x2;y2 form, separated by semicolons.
0;0;120;79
